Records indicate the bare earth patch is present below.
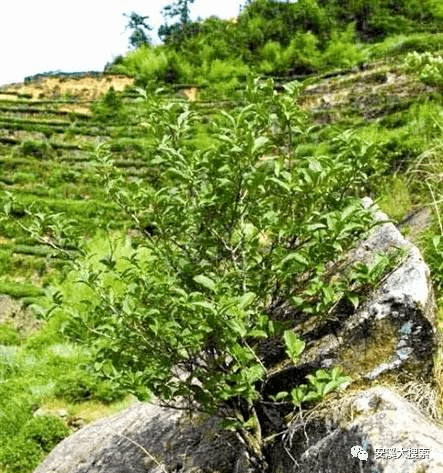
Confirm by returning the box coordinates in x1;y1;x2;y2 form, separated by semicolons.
0;295;42;335
1;74;134;101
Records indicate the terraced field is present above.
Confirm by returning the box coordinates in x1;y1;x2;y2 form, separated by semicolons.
0;74;235;306
0;75;141;302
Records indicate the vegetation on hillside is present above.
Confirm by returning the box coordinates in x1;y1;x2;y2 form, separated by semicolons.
108;0;443;95
1;0;443;471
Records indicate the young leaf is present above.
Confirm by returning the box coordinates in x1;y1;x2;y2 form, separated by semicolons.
347;292;360;309
248;329;268;339
238;292;256;310
290;385;307;406
193;274;216;292
218;419;241;431
280;252;309;268
283;330;305;363
252;136;270;155
274;391;289;401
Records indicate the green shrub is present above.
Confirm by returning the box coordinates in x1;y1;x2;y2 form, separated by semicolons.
0;324;22;346
111;44;170;84
322;24;366;69
364;32;443;59
20;415;69;453
10;172;38;184
404;51;437;72
18;140;53;159
260;41;284;67
0;248;12;273
43;78;382;467
166;51;194;83
0;280;44;299
0;396;33;441
0;436;43;473
13;244;55;257
206;58;251;86
406;102;443;143
91;86;124;120
422;232;443;297
0;345;19;378
282;31;322;73
53;368;125;403
420;62;443;87
430;0;443;20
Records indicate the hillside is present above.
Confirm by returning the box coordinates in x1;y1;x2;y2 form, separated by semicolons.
1;1;443;470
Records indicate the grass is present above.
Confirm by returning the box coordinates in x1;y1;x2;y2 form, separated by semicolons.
377;175;414;222
0;281;44;299
364;32;443;59
0;309;135;473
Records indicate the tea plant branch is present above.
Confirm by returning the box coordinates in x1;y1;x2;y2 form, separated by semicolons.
12;218;77;260
228;174;245;241
244;341;267;374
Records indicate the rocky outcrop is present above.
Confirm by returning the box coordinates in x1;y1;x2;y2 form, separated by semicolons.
268;386;443;472
33;402;249;473
34;385;443;473
261;197;439;400
33;199;443;473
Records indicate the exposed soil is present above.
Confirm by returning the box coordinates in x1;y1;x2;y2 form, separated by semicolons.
0;295;43;336
0;75;134;113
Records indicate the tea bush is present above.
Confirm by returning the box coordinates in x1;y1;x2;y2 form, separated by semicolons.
0;415;69;473
404;51;443;86
17;140;53;159
39;77;384;468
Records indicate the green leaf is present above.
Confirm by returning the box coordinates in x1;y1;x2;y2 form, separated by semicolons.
290;385;307;406
191;300;217;314
243;364;266;383
347;292;360;308
218;419;241;431
308;157;322;172
274;391;289;401
3;202;11;216
229;319;247;338
283;330;305;362
274;160;281;177
280;252;308;267
310;369;329;381
267;177;291;193
302;391;321;403
252;136;269;155
248;329;268;339
193;275;216;292
238;292;256;310
307;223;327;232
322;379;346;396
243;415;258;429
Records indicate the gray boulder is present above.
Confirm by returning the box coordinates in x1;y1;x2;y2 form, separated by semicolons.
33;401;250;473
268;386;443;472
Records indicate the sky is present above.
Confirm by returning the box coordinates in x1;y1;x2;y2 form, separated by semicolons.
0;0;246;87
